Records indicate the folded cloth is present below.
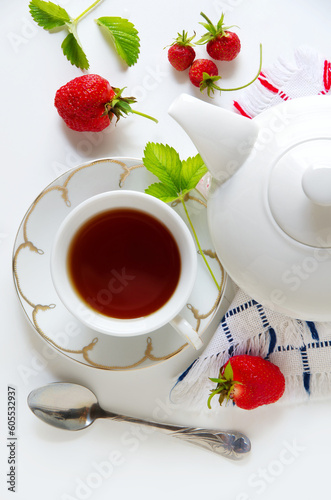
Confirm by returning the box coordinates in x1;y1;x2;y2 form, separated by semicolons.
171;46;331;409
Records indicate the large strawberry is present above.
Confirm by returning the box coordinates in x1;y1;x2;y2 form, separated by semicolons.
207;355;285;410
54;74;157;132
167;31;196;71
197;12;241;62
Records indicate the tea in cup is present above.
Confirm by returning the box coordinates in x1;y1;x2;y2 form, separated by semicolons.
51;190;202;349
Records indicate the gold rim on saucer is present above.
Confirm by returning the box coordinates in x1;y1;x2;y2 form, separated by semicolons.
12;158;226;371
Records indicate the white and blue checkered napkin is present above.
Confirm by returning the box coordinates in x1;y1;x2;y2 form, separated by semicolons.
172;47;331;408
172;287;331;407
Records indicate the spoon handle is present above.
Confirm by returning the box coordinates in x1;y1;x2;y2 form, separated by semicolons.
99;410;250;460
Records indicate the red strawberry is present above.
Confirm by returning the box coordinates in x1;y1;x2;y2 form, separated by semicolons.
197;12;241;62
188;59;222;96
54;74;157;132
167;31;196;71
207;355;285;410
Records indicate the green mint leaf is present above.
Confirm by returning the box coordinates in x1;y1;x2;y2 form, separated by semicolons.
61;33;89;70
143;143;182;193
145;183;179;203
180;154;207;192
29;0;71;30
96;17;140;66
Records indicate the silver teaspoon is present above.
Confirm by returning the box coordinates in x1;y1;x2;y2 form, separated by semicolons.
27;382;251;460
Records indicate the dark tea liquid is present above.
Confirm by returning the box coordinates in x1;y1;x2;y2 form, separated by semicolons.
67;208;181;319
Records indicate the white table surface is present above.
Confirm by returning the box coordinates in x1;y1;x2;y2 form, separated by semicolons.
2;0;331;499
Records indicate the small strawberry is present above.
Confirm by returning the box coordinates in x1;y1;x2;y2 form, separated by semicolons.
54;74;157;132
207;355;285;410
188;59;222;97
189;44;263;98
167;31;196;71
197;12;241;62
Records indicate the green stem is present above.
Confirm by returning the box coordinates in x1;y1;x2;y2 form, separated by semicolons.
130;109;158;123
74;0;104;24
181;198;220;290
218;43;263;92
199;12;216;33
66;22;83;47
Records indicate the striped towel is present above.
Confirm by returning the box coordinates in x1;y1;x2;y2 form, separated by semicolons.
172;47;331;409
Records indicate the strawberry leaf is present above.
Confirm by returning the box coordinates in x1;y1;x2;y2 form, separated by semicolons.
29;0;71;30
145;183;179;203
61;33;89;70
143;143;182;193
96;17;140;66
180;155;208;192
143;143;207;201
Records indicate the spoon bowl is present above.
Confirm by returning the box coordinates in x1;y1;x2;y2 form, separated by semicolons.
28;383;98;431
28;382;251;460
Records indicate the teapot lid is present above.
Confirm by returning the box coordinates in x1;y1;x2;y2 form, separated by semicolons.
269;138;331;248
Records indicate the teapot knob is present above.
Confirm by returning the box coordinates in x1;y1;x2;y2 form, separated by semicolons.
302;163;331;206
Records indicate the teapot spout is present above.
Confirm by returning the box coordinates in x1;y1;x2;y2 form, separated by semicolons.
168;94;259;182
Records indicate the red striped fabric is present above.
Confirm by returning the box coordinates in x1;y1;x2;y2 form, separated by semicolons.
233;100;252;118
258;71;279;93
234;59;331;117
323;60;331;92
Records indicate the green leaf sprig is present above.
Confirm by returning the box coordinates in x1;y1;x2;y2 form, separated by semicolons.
29;0;140;70
143;142;220;290
96;17;140;68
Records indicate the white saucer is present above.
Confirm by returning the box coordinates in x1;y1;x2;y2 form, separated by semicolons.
13;158;228;370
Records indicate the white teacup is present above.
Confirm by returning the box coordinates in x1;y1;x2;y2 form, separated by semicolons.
50;190;203;349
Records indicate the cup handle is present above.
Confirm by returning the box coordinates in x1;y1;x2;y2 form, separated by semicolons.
170;315;203;350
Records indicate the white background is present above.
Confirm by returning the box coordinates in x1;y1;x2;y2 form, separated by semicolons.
2;0;331;499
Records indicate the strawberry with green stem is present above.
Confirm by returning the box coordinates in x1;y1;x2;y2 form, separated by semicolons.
189;44;263;97
207;355;286;410
189;59;220;97
55;74;157;132
197;12;241;61
167;31;196;71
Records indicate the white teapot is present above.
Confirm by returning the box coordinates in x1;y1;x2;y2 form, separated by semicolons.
169;93;331;321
